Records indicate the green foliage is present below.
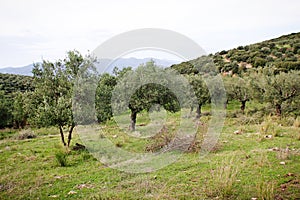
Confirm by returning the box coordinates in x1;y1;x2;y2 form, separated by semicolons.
212;32;300;73
0;74;33;128
113;61;181;130
249;69;300;116
55;150;68;167
224;76;251;112
0;73;33;94
0;91;13;128
187;74;210;118
31;50;97;146
95;73;117;122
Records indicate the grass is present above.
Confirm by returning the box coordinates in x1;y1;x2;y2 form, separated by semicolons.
0;105;299;199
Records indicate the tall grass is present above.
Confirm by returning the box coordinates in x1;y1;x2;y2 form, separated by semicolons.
207;156;240;198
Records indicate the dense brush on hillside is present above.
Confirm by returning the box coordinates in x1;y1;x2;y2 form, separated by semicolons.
172;32;300;74
0;73;34;94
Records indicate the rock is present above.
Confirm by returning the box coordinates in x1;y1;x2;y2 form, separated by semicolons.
68;190;77;195
72;143;86;151
279;161;286;165
77;184;94;189
285;173;294;177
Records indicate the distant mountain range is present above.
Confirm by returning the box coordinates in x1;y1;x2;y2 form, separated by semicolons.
0;64;36;76
0;58;181;76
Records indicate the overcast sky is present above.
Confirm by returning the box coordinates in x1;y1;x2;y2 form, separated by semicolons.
0;0;299;68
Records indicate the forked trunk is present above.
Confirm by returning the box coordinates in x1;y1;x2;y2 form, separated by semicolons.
67;124;75;147
59;126;66;146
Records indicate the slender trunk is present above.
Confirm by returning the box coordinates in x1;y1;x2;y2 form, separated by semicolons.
130;111;137;131
196;104;202;119
67;124;75;147
241;100;246;114
276;104;282;116
59;126;66;146
224;99;228;109
189;106;194;118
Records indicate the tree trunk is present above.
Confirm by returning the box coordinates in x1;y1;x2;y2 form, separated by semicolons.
224;99;228;109
67;124;75;147
276;104;282;116
189;106;194;118
196;104;202;119
59;126;66;146
130;111;137;131
241;100;247;114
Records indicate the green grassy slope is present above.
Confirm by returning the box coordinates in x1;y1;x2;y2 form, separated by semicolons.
0;109;299;199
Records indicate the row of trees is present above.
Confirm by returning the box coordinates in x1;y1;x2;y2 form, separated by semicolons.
223;69;300;116
0;50;299;147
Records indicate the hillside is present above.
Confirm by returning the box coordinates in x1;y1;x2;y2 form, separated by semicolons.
171;32;300;74
0;73;34;94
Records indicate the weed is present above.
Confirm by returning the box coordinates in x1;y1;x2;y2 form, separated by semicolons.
55;149;68;167
207;156;239;198
293;117;300;128
255;179;276;200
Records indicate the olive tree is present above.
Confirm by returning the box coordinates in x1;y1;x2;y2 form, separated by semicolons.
32;50;95;146
187;74;210;118
224;76;251;113
250;69;300;116
112;61;180;131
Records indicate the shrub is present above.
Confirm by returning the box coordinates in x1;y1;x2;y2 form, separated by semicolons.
55;150;68;167
260;47;271;54
17;129;36;140
274;51;283;58
253;57;267;67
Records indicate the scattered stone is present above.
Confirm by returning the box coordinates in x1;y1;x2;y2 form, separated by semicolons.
112;135;118;138
54;176;62;179
49;195;59;198
5;146;10;151
285;173;294;177
68;190;77;195
265;135;273;139
251;198;257;200
77;183;94;189
234;130;242;135
279;161;286;165
72;143;86;151
271;147;279;151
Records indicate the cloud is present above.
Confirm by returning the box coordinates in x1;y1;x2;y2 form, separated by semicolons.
0;0;299;67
